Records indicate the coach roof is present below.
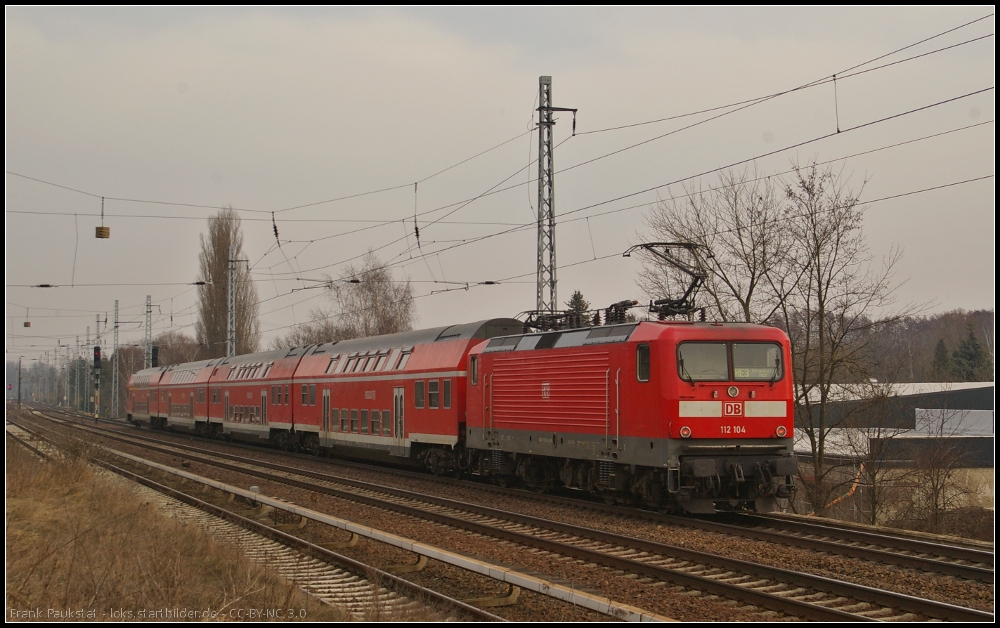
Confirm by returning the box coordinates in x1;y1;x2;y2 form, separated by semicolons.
303;318;521;357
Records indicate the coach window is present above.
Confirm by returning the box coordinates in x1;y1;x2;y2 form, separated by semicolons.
309;384;316;406
360;410;369;434
326;353;340;375
341;409;350;432
374;351;389;371
351;409;359;433
284;385;290;405
300;385;307;405
396;348;413;370
383;348;400;371
428;380;440;409
382;410;391;435
637;344;650;382
414;381;425;408
470;356;478;385
370;409;380;434
443;379;452;409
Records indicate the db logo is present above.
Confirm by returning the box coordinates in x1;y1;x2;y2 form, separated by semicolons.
724;402;743;417
541;382;551;399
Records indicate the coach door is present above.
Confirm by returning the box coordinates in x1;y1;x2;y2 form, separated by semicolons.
261;389;267;426
322;389;330;432
224;391;230;423
393;387;405;451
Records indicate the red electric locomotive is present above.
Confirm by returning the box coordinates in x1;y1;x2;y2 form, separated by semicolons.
464;320;797;513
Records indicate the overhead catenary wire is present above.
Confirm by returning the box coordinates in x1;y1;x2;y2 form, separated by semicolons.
8;17;993;355
254;86;994;283
8;19;991;229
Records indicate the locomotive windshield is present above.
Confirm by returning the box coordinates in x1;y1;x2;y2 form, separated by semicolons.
733;343;783;381
677;342;728;381
677;341;784;382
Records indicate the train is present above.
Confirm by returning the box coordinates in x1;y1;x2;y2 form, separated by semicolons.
126;317;797;513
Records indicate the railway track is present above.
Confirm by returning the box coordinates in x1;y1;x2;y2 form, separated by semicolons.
11;411;670;622
98;461;487;621
38;404;995;585
24;408;994;623
6;414;501;622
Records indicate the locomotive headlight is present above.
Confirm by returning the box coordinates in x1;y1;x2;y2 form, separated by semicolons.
679;426;692;438
775;425;787;438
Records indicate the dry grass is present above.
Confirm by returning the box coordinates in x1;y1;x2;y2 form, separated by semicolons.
5;441;348;622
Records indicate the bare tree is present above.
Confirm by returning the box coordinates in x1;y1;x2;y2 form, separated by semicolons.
908;406;978;533
152;331;202;367
195;207;260;357
774;161;909;515
639;166;799;323
333;250;415;339
110;344;144;417
838;378;914;525
641;161;914;517
269;314;346;350
271;250;415;348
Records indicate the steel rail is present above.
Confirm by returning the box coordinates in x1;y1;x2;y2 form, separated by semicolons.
38;405;994;583
35;413;993;623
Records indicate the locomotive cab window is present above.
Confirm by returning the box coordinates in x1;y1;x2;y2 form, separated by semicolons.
637;344;650;382
733;343;783;381
677;342;729;381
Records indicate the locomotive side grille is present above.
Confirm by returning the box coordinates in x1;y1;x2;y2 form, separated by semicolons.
492;352;610;430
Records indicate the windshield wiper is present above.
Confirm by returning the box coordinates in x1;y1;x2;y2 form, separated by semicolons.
678;357;695;386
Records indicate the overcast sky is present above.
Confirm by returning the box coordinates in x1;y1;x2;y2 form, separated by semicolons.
5;7;995;362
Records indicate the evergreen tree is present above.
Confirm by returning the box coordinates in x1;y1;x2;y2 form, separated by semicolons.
563;291;591;328
929;339;951;381
565;290;590;313
950;324;988;381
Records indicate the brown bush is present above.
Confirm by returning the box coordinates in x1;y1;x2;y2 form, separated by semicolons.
5;442;347;622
